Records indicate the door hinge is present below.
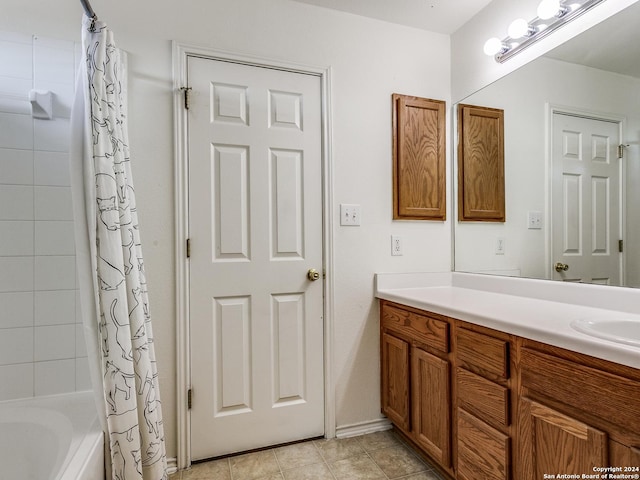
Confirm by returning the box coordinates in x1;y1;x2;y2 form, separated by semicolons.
181;87;192;110
619;239;624;253
186;238;191;258
187;388;192;410
618;144;627;159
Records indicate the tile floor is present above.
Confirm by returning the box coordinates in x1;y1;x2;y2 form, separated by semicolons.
170;430;446;480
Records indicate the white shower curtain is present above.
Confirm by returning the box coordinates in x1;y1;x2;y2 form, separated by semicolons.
70;15;168;480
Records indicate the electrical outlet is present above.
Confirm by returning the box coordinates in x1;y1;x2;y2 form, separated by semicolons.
527;211;542;229
391;235;403;256
495;237;505;255
340;204;361;226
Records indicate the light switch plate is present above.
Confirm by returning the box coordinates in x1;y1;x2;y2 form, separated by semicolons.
340;204;361;226
528;211;542;229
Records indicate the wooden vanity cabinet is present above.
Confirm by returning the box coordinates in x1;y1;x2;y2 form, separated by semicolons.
380;301;640;480
517;340;640;480
380;301;453;471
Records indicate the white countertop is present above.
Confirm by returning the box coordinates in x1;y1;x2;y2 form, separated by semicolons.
375;272;640;369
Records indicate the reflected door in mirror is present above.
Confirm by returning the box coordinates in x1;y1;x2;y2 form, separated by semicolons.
551;112;622;285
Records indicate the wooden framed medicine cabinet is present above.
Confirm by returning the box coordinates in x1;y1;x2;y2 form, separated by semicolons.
457;104;505;222
392;93;446;220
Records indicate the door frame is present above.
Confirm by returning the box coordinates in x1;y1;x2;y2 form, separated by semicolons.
172;42;335;470
545;103;626;284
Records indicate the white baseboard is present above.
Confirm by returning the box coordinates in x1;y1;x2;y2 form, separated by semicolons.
166;457;178;475
335;418;392;439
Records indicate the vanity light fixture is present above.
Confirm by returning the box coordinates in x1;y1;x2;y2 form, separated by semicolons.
485;0;606;63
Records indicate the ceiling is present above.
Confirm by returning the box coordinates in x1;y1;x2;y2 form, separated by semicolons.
545;1;640;79
289;0;494;34
288;0;640;79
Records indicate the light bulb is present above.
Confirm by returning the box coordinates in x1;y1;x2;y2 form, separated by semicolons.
537;0;561;19
508;18;530;38
483;37;505;56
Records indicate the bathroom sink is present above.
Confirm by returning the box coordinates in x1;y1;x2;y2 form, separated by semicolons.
571;318;640;348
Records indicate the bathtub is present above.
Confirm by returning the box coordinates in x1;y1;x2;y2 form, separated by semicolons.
0;391;104;480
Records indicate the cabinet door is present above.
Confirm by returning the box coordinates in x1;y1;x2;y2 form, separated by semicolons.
381;332;410;431
411;347;451;466
610;441;640;468
392;94;446;220
518;397;607;480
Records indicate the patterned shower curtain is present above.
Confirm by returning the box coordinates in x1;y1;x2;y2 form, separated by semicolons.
70;15;168;480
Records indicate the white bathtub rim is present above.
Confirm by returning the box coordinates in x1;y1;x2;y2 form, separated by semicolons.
0;390;103;480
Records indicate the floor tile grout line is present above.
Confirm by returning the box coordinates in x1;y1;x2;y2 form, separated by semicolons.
271;447;286;480
311;440;339;480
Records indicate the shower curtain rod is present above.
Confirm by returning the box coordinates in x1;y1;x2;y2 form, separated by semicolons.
80;0;96;19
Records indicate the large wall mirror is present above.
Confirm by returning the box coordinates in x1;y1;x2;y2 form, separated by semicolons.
454;0;640;288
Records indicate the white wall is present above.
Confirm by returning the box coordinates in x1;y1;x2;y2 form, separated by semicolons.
0;32;91;401
0;0;451;459
451;0;639;102
455;57;640;284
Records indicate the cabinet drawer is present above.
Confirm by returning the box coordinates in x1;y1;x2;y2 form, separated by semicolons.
457;408;511;480
457;327;509;379
382;304;449;353
457;367;510;429
521;348;640;434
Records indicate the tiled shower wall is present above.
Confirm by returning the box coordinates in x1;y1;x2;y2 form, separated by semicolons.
0;31;90;401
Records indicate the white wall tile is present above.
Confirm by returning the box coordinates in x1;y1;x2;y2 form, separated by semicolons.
35;221;75;255
0;76;32;115
75;323;87;357
0;41;33;79
0;148;33;185
33;36;74;52
0;32;32;45
34;255;75;290
0;256;33;292
0;327;33;364
0;94;31;116
0;292;33;328
34;38;75;86
34;150;70;186
75;356;91;391
0;75;31;97
0;220;33;256
34;324;75;361
34;116;70;152
0;363;34;400
34;359;75;395
0;185;33;220
75;289;82;323
0;112;33;150
74;42;82;78
35;290;75;326
0;30;82;399
34;186;73;220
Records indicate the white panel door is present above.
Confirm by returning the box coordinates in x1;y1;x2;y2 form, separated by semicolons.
187;57;324;460
552;113;621;285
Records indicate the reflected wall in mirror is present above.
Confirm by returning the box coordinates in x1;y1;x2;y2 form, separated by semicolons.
454;1;640;288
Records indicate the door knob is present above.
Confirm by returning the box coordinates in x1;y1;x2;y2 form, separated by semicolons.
307;268;320;281
554;262;569;272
